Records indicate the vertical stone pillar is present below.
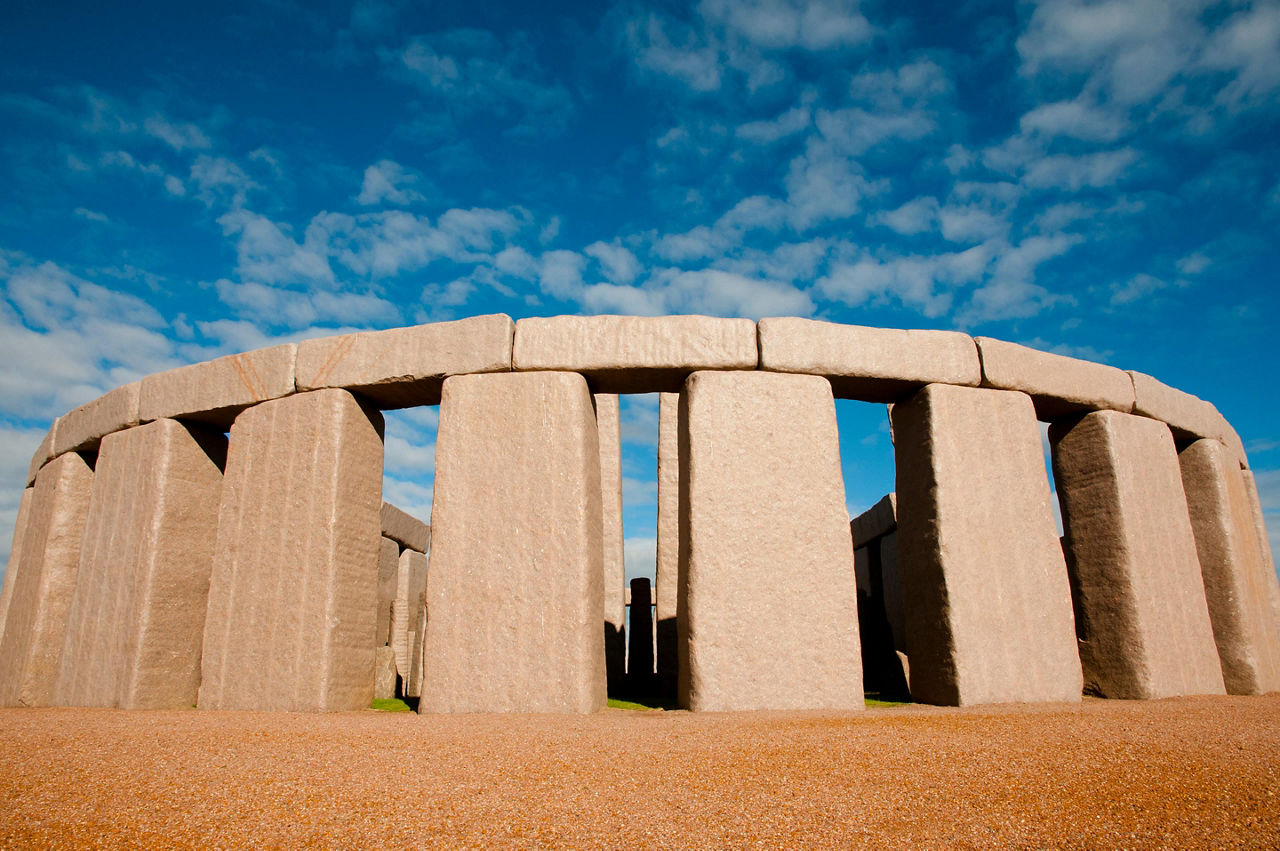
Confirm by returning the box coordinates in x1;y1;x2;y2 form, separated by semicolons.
0;452;94;706
391;548;427;680
421;371;605;713
1241;470;1277;581
1051;410;1225;699
0;487;34;646
198;388;384;712
893;384;1082;706
680;371;862;712
54;419;225;709
654;391;680;704
1179;439;1280;694
376;537;399;648
879;531;906;653
596;393;627;697
402;550;427;699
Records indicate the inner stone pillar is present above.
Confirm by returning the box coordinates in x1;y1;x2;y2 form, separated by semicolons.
0;452;95;707
1241;470;1277;582
654;391;680;706
421;371;605;714
198;388;384;712
0;486;34;645
1050;410;1225;699
391;548;427;683
596;393;627;698
892;383;1082;706
1179;438;1280;694
400;549;427;699
54;419;225;709
679;371;862;712
376;537;399;649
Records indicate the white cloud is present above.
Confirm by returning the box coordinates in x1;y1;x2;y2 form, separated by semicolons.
784;140;881;229
1022;148;1140;191
356;159;427;206
735;103;811;143
817;248;987;317
1019;97;1129;142
539;249;586;300
582;268;814;319
585;241;642;285
1110;272;1171;305
628;14;723;92
1198;2;1280;108
700;0;873;52
143;115;212;151
963;234;1081;322
624;536;657;582
874;197;938;235
218;209;335;286
214;279;398;328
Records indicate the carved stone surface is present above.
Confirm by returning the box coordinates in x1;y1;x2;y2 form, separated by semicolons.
680;370;863;711
513;315;757;393
596;393;627;697
296;314;514;408
140;343;298;427
1127;370;1219;442
54;419;225;709
975;337;1135;418
392;548;427;681
1051;410;1226;700
198;389;384;712
1241;470;1277;580
0;488;34;649
655;391;680;704
421;371;605;713
25;421;58;487
758;318;980;402
380;503;430;554
52;382;142;456
0;452;94;706
373;646;397;700
1179;439;1280;694
893;383;1082;706
376;537;399;648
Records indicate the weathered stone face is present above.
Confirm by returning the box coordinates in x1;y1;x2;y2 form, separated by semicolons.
52;382;142;456
0;487;34;647
392;548;427;684
1051;410;1226;700
139;343;298;427
421;371;606;714
198;388;384;713
1179;439;1280;694
892;383;1082;707
654;391;680;705
1127;370;1220;443
974;337;1135;418
54;419;225;710
0;452;95;707
679;370;864;712
373;646;397;701
376;537;399;649
380;503;430;556
25;421;58;487
596;393;627;697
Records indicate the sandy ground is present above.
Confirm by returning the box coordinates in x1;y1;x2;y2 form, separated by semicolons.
1;694;1277;849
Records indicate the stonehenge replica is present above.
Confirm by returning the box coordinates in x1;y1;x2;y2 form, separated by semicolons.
0;313;1277;714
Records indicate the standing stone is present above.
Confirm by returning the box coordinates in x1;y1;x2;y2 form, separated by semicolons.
893;384;1082;706
376;537;399;648
373;646;397;700
879;531;906;654
407;594;427;699
198;388;384;712
596;394;627;697
1241;470;1277;580
401;551;428;699
54;419;225;709
0;453;94;706
1179;439;1280;694
1051;411;1226;699
422;371;605;714
0;487;34;647
680;371;863;712
392;548;427;682
655;391;680;704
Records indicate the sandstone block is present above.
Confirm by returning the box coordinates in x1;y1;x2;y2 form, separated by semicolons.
0;452;94;706
596;394;627;696
381;503;430;554
52;382;142;456
296;315;514;408
406;594;427;699
655;391;680;704
25;421;58;487
139;343;297;426
892;384;1082;706
513;315;757;393
1241;470;1277;579
391;548;427;679
373;646;397;700
1127;370;1219;441
850;493;897;548
376;537;399;647
1051;410;1226;699
975;337;1134;418
421;371;605;713
758;318;980;402
198;389;384;712
53;419;225;709
1179;439;1280;694
680;370;863;712
0;488;34;647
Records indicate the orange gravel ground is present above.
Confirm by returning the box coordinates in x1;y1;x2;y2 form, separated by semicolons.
1;694;1278;849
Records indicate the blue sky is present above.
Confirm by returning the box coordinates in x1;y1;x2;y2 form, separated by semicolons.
2;0;1279;582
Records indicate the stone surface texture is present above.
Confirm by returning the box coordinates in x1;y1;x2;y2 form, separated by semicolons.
1179;439;1280;694
512;315;757;393
376;537;399;648
850;493;897;549
1242;470;1277;580
975;337;1135;418
25;422;58;487
757;318;980;402
52;382;142;456
140;344;298;426
1051;410;1226;699
380;503;429;554
53;419;225;709
1128;371;1220;441
0;488;34;648
892;383;1082;706
198;389;384;712
373;646;396;700
422;371;605;713
655;391;680;702
296;314;514;408
0;452;94;706
679;370;863;712
391;548;427;681
596;394;627;696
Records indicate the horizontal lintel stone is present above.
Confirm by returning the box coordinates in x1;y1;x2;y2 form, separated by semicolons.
758;318;980;402
381;502;430;553
512;315;758;393
52;382;141;456
1128;370;1220;442
975;337;1134;419
296;314;515;408
139;344;297;427
850;492;897;548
